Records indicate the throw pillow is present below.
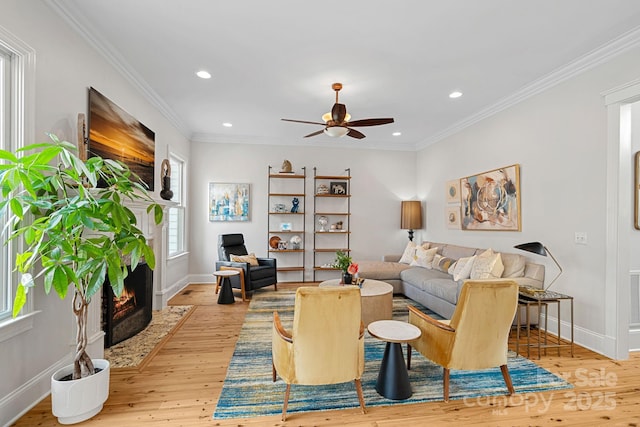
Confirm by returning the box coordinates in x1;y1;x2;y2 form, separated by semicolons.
398;241;417;264
470;249;505;280
230;253;259;266
501;253;526;278
410;246;438;268
432;254;454;273
451;255;477;281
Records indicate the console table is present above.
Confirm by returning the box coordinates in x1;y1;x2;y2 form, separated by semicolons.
516;289;574;359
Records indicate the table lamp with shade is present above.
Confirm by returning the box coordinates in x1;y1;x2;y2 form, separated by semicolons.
514;241;563;292
401;200;423;242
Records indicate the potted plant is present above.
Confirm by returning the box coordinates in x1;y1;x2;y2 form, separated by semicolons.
0;133;163;424
334;250;358;285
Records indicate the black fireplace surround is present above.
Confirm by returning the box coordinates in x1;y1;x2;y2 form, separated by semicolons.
102;263;153;348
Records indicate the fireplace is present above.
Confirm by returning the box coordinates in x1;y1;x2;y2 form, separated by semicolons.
102;263;153;347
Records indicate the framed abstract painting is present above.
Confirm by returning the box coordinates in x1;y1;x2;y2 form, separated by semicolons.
209;182;250;222
460;164;521;231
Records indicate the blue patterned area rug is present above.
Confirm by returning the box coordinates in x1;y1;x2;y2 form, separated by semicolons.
213;288;572;419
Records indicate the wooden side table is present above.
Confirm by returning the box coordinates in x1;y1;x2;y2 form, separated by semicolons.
516;290;574;359
213;270;239;304
367;320;421;400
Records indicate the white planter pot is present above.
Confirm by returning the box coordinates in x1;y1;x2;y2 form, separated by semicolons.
51;359;110;425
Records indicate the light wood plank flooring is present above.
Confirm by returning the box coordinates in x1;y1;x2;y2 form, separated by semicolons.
12;283;640;426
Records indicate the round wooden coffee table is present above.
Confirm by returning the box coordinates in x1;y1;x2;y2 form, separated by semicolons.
367;320;422;400
319;279;393;326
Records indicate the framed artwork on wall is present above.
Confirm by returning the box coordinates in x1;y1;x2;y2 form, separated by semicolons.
446;179;460;204
460;164;521;231
88;87;156;190
209;182;250;222
446;206;461;229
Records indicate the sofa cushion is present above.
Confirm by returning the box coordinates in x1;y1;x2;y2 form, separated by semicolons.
500;252;526;278
470;249;504;280
450;255;476;281
432;254;455;273
410;246;438;268
436;243;479;260
401;268;460;304
357;260;412;281
398;241;417;264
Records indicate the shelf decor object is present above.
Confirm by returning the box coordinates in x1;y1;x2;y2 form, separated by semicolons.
401;200;423;242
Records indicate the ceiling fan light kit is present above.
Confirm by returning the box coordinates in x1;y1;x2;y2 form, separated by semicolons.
324;127;349;138
282;82;394;139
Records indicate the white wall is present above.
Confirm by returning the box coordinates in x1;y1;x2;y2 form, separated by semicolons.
416;46;640;355
0;1;190;425
188;142;418;282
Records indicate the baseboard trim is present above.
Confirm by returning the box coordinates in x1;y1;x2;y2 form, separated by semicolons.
0;355;71;427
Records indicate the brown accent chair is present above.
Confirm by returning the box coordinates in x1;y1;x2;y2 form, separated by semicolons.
272;286;366;421
407;280;519;401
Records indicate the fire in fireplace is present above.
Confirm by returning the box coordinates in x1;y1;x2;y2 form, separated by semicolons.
102;263;153;347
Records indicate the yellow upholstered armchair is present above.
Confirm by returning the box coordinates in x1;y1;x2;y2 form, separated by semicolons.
272;286;366;421
407;280;519;401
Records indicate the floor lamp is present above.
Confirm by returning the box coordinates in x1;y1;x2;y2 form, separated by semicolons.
401;201;423;242
514;241;563;291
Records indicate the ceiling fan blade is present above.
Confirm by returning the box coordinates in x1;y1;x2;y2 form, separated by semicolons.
331;103;347;123
281;118;325;126
347;128;366;139
304;129;325;138
347;118;395;127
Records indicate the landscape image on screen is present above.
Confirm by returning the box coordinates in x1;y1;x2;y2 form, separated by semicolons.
88;87;155;190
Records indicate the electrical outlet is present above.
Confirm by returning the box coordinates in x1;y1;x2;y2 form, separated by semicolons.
575;232;588;245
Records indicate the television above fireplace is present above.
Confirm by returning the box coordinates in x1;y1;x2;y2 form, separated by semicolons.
88;87;156;191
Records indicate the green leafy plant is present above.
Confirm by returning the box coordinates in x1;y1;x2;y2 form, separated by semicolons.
0;133;163;379
333;250;353;273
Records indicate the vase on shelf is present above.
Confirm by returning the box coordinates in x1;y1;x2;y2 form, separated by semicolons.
341;272;353;285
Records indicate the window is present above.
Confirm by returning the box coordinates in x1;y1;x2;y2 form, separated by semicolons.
167;154;186;256
0;45;10;320
0;27;35;332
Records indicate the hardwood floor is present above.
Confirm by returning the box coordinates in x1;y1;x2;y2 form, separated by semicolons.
12;283;640;426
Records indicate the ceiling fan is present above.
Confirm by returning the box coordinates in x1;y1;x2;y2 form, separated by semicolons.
281;83;394;139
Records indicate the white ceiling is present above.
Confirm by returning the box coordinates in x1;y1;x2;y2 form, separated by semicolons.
48;0;640;151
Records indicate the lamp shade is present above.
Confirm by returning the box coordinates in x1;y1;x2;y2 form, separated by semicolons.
324;126;349;138
401;201;423;230
513;241;546;256
514;241;563;291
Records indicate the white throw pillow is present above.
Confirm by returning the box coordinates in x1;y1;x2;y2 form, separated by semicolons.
470;249;505;280
410;247;438;268
398;241;417;264
451;255;477;281
501;253;526;278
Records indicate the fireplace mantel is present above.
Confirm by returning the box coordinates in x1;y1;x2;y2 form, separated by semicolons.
88;196;176;358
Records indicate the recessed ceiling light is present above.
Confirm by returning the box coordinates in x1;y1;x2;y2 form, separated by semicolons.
222;122;233;127
449;91;463;99
392;132;402;136
196;70;212;79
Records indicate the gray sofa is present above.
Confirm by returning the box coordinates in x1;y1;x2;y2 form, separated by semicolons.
356;241;545;319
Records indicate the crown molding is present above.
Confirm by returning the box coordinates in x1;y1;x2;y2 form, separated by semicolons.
190;132;417;151
416;25;640;150
44;0;190;139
